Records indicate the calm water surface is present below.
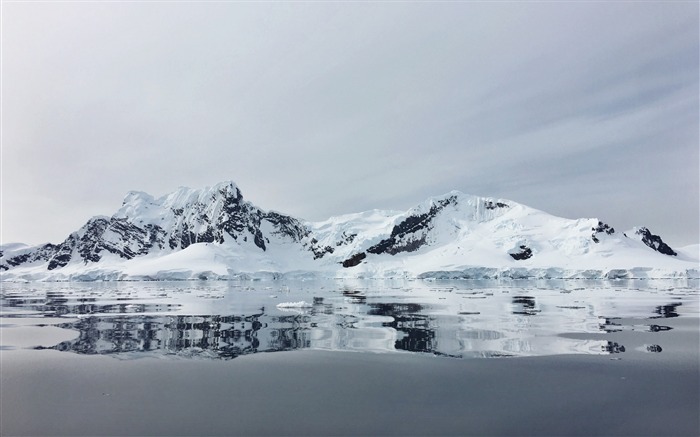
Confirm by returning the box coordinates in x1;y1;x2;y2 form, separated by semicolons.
1;279;698;436
1;279;697;359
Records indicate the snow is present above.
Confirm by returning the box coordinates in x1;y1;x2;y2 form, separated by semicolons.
675;244;699;262
0;242;32;252
2;184;698;281
276;301;313;308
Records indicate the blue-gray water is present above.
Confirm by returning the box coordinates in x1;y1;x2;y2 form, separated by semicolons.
1;279;698;436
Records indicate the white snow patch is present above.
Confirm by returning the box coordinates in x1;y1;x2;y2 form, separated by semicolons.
276;301;313;308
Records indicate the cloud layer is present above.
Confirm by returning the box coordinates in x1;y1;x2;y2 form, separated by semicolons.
3;2;698;246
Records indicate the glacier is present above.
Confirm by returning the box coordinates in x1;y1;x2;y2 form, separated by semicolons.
1;181;697;281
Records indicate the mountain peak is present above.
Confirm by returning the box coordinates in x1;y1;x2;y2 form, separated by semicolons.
1;181;695;280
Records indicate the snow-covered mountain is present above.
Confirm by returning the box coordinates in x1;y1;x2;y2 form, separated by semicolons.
1;181;697;281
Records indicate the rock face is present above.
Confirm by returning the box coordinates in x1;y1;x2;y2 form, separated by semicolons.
342;252;367;268
628;227;677;256
0;181;690;279
509;245;533;261
591;221;615;243
1;182;314;271
367;195;457;256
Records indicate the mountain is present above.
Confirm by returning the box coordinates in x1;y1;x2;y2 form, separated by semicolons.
1;181;697;281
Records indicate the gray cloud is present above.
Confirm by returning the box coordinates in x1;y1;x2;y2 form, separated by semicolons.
3;2;698;246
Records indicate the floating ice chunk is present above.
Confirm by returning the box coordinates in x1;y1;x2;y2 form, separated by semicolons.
276;301;313;308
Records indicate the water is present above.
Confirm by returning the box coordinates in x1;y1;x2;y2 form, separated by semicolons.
2;279;697;359
1;279;698;436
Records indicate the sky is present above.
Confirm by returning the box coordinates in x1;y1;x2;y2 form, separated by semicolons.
2;2;698;247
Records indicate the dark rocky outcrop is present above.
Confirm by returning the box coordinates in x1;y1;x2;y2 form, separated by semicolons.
484;201;509;210
342;252;366;268
335;232;357;246
591;221;615;243
78;218;168;263
509;245;533;260
264;211;309;242
6;253;32;267
309;238;334;260
629;227;677;256
367;196;456;256
2;244;57;271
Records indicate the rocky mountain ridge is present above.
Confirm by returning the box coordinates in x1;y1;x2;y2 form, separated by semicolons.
1;181;696;281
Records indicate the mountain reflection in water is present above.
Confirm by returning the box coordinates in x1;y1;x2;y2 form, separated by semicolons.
1;280;696;360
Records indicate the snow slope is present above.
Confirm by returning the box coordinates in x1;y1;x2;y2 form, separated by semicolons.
1;182;697;281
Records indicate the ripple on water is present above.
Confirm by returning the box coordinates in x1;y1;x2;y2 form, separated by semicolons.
0;279;697;360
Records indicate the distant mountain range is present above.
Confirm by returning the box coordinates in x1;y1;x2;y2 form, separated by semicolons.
1;181;697;281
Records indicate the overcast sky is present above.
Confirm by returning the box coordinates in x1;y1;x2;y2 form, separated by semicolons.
2;2;698;247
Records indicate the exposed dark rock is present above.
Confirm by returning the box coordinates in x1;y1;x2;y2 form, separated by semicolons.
46;233;82;270
509;245;533;260
192;226;220;245
632;227;677;256
310;244;334;260
76;218;110;263
591;221;615;243
74;218;167;263
7;253;31;267
342;252;366;268
159;186;309;254
253;231;266;251
4;244;56;269
484;201;509;210
47;254;71;270
369;235;427;256
335;232;357;246
264;212;309;242
368;196;456;256
218;187;260;242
